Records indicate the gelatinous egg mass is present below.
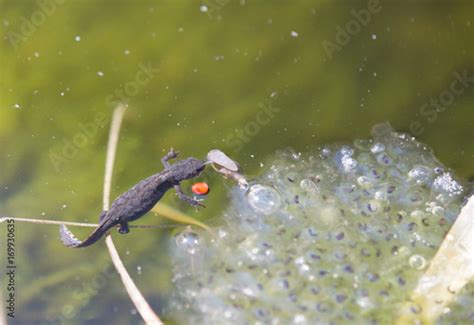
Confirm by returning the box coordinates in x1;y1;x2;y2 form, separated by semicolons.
191;182;209;195
168;123;469;324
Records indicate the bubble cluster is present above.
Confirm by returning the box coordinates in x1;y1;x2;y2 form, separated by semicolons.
167;123;468;324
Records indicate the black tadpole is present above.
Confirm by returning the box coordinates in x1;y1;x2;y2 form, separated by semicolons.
60;148;246;248
60;149;206;248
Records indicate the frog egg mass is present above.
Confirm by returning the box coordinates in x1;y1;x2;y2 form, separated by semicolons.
167;123;471;324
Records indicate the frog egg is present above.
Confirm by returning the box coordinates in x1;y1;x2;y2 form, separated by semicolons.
432;206;445;215
408;165;432;184
238;181;250;191
300;178;319;193
407;189;425;205
354;139;372;150
357;152;373;164
370;143;385;154
374;191;388;201
376;153;393;166
363;199;381;214
357;176;373;189
408;254;427;270
398;246;411;256
285;172;299;183
175;230;200;255
247;184;281;215
320;147;331;158
340;145;354;156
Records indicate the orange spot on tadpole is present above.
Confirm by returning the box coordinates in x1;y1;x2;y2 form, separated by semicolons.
192;182;209;195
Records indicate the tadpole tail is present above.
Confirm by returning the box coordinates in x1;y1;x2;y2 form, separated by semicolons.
60;222;110;248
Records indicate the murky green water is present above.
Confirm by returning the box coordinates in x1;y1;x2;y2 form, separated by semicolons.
0;1;472;324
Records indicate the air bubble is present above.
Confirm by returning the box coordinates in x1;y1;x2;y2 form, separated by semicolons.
409;254;426;270
247;184;281;215
289;150;301;160
433;173;463;196
175;230;200;254
290;31;299;38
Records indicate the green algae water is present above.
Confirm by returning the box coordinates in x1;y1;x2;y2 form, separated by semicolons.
0;1;473;324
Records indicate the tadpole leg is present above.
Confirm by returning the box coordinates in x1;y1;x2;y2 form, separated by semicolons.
161;148;179;169
118;223;130;234
174;185;205;207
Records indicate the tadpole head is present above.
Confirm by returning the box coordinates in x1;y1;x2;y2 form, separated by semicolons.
172;158;206;181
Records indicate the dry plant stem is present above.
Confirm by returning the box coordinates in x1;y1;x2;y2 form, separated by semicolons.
0;217;179;229
103;104;127;211
397;195;474;323
0;217;99;227
104;237;162;324
102;104;163;325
